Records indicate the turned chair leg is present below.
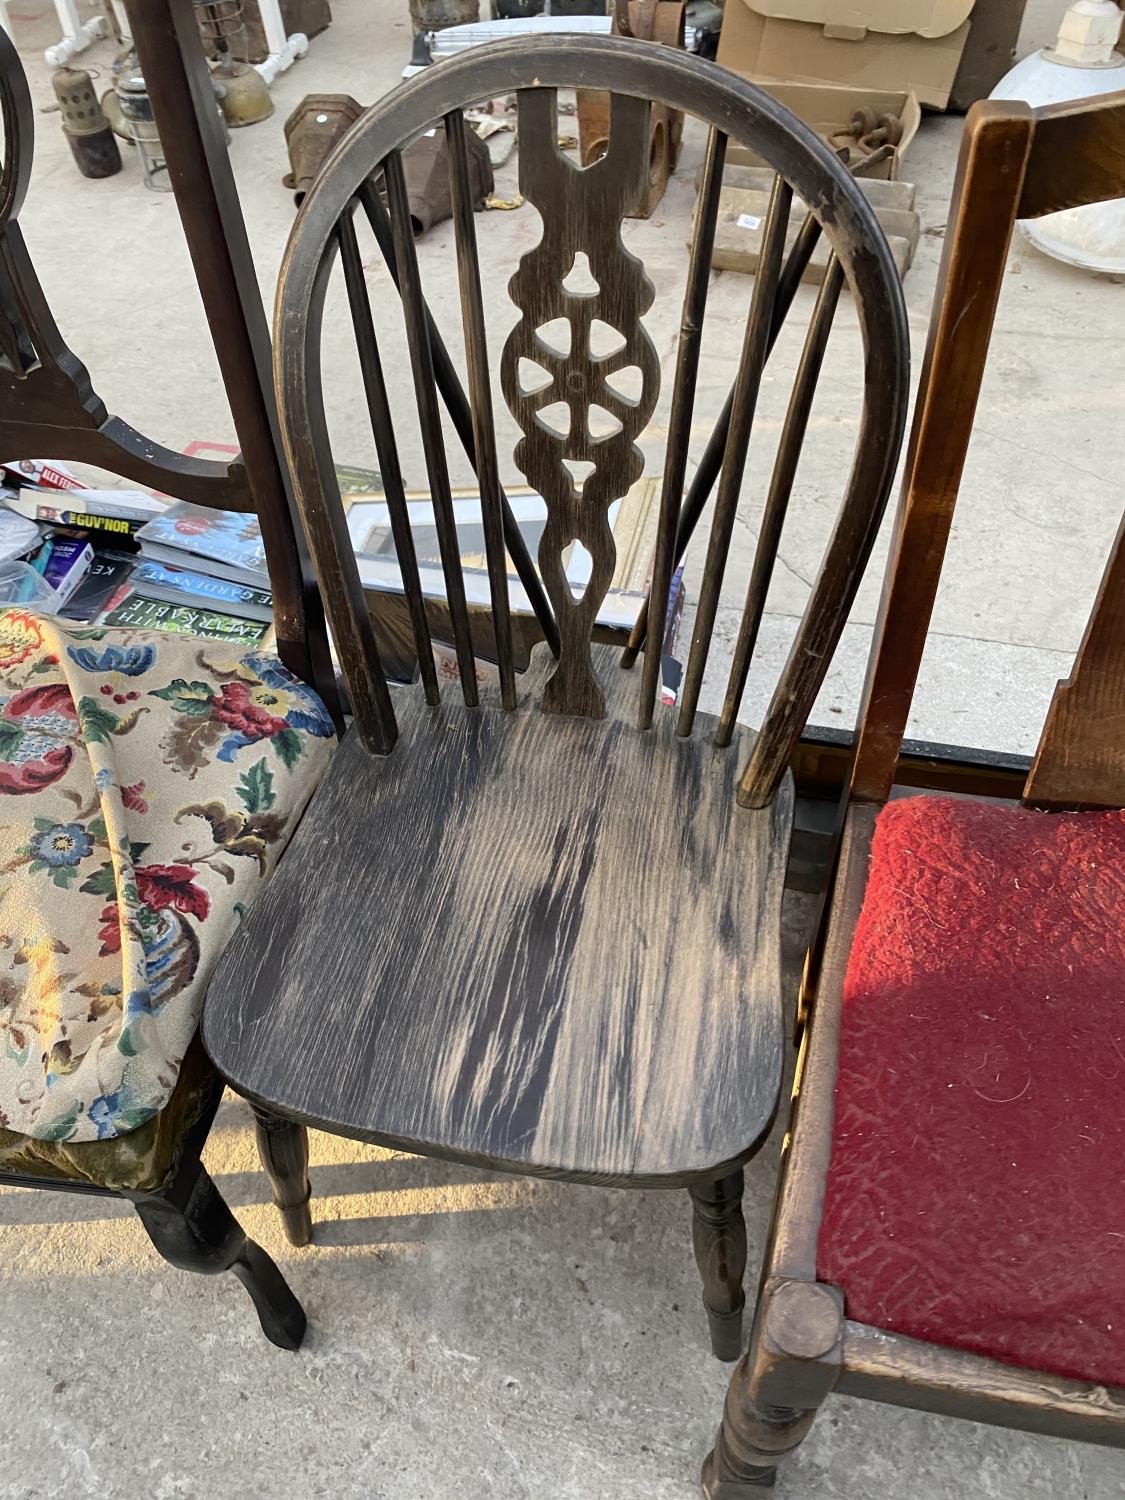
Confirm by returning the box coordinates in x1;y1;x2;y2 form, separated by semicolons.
701;1280;843;1494
252;1104;313;1247
689;1168;747;1360
133;1166;307;1351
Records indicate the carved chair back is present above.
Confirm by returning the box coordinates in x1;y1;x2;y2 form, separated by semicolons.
275;37;910;805
0;26;330;696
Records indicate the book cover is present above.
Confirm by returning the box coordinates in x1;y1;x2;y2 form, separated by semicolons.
134;502;268;586
2;459;82;492
103;593;268;643
10;487;167;533
58;553;135;623
130;560;273;622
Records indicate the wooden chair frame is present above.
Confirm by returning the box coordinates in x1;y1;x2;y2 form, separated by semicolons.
703;91;1125;1494
198;33;913;1373
0;3;335;1346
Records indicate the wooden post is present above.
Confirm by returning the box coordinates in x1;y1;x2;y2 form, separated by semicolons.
847;102;1035;805
127;0;339;721
702;1278;844;1494
1024;513;1125;808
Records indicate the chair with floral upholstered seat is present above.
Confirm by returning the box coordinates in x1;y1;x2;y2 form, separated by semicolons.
0;18;337;1348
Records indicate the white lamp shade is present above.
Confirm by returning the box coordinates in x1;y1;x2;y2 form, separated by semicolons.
990;41;1125;272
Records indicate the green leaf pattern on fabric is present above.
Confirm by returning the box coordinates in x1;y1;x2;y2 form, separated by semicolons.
236;757;276;813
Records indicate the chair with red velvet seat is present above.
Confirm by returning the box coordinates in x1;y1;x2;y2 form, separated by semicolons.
702;92;1125;1494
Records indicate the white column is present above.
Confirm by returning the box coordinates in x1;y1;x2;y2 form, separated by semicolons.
252;0;308;85
45;0;109;65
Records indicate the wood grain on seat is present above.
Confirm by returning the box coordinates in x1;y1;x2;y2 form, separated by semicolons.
204;647;792;1185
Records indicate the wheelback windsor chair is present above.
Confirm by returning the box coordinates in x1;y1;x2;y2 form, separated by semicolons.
0;7;340;1349
203;35;909;1370
702;91;1125;1494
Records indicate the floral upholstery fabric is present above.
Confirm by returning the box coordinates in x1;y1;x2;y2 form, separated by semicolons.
0;607;334;1146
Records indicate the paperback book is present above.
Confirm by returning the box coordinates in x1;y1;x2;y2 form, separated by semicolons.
58;553;135;623
130;559;273;622
103;593;269;644
134;502;268;587
7;486;167;540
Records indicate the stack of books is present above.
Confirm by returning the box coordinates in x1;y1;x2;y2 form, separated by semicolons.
0;479;276;640
0;467;687;702
112;502;273;643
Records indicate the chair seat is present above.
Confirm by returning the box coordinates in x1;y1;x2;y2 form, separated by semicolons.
818;796;1125;1388
205;645;792;1185
0;607;334;1151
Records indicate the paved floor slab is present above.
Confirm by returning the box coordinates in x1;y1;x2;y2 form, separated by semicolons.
0;2;1122;1496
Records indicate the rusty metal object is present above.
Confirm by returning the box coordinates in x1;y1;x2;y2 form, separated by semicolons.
830;108;904;163
232;0;332;63
283;92;363;198
388;119;494;235
287;98;495;230
196;0;274;126
576;0;685;218
409;0;477;33
52;64;122;177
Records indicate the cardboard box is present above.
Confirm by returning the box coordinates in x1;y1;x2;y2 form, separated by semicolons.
710;172;920;280
717;0;975;110
722;81;920;178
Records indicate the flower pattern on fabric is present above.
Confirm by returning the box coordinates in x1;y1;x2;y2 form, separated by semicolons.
67;643;157;677
0;683;79;794
0;608;334;1142
31;822;93;867
145;652;333;777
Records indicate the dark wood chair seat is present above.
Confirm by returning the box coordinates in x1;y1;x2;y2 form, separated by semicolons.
204;646;793;1184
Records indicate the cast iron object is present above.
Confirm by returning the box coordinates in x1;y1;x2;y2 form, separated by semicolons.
384;119;494;235
284;92;363;199
52;65;122;177
235;0;332;62
409;0;478;33
576;0;686;218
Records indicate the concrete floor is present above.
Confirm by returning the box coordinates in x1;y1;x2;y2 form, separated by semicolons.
2;1;1125;1497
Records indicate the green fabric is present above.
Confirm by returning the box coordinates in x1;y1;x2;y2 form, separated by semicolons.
0;1036;217;1192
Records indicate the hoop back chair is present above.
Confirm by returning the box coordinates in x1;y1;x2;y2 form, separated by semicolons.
0;14;338;1349
703;91;1125;1494
204;36;909;1365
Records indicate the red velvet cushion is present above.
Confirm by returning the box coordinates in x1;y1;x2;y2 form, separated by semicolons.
818;796;1125;1388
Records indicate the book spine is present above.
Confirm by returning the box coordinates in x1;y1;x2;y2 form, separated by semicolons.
105;594;268;642
132;562;271;612
7;497;149;537
56;511;148;538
